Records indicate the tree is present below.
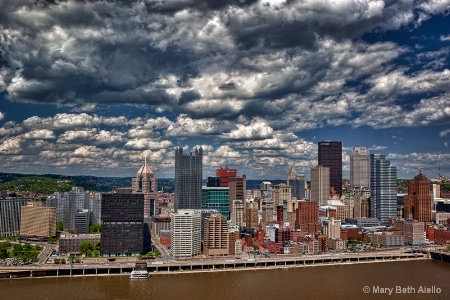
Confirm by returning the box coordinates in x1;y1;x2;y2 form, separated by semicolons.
54;258;60;264
94;241;100;251
154;249;161;257
89;224;101;234
56;222;64;231
0;248;8;259
60;258;66;264
79;241;94;255
93;250;100;257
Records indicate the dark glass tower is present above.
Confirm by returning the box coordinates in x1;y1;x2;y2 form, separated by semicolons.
100;192;146;256
370;154;397;225
175;147;203;211
318;141;342;197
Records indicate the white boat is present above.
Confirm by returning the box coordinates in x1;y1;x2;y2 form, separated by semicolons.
130;270;149;279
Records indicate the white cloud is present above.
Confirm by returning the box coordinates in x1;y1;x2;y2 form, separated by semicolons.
22;129;56;140
0;112;4;121
439;128;450;137
441;35;450;41
124;139;172;150
225;119;273;140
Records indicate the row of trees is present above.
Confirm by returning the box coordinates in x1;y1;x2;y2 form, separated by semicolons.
140;249;161;259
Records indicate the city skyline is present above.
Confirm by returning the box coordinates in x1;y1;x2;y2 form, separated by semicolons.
1;1;450;180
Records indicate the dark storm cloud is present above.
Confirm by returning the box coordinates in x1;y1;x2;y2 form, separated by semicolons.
1;0;450;128
178;90;201;105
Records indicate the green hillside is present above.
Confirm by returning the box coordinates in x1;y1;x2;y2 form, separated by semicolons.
0;176;74;194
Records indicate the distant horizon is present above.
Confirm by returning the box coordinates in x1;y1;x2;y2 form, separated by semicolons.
0;170;442;182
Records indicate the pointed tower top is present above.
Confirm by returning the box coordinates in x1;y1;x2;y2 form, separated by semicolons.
288;166;297;180
137;155;153;176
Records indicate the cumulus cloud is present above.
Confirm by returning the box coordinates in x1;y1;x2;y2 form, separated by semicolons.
1;0;450;178
22;129;56;140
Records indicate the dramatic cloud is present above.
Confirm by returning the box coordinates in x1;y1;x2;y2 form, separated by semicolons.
1;0;450;178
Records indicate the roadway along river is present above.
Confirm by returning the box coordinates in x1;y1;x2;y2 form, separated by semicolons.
1;260;449;300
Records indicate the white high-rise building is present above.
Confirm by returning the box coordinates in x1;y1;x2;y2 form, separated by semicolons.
350;147;370;192
310;165;330;206
170;209;201;258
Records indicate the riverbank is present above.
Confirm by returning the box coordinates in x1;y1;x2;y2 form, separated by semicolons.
0;252;428;280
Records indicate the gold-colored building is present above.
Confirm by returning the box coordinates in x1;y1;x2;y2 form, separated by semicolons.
20;202;56;237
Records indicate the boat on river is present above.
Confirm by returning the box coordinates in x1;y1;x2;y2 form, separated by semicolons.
129;270;149;279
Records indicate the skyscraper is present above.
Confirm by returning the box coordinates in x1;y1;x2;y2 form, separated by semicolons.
288;167;308;200
228;175;246;214
216;167;237;188
100;192;145;257
20;201;56;238
370;154;397;225
404;172;432;222
0;198;29;236
203;213;228;256
350;146;370;192
318;141;342;196
175;147;203;212
201;186;230;220
310;165;330;206
170;209;201;258
132;157;158;217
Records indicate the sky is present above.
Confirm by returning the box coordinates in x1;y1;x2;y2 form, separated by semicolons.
0;0;450;180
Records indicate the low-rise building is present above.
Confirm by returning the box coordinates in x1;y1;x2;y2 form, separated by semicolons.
59;234;100;254
404;221;425;246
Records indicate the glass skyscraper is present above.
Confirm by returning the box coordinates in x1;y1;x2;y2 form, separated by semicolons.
318;141;342;196
175;147;203;212
370;154;397;225
202;187;230;220
350;146;370;191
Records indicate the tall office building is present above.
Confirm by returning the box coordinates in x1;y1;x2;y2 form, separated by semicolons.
203;213;228;256
74;209;90;234
88;193;102;225
404;172;432;222
231;200;244;227
0;198;30;236
370;154;397;225
288;167;308;200
132;157;158;217
216;167;237;188
201;187;230;220
272;183;291;206
310;165;330;206
350;146;370;192
175;147;203;211
318;141;342;196
228;175;246;214
262;201;274;226
48;186;90;232
170;209;201;258
20;202;56;238
246;206;259;228
100;192;146;257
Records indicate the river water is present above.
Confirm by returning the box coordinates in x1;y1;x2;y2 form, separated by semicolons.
1;260;449;300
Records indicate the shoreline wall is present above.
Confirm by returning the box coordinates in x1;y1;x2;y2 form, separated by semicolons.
0;253;428;280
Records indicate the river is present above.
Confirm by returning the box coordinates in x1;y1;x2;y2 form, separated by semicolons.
1;260;449;299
